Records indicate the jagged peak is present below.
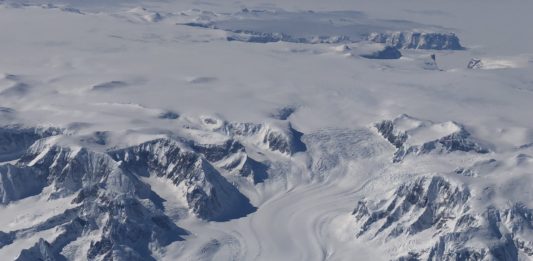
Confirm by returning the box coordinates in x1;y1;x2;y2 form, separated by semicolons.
353;175;470;239
354;174;533;260
180;115;306;155
109;137;256;221
374;115;488;162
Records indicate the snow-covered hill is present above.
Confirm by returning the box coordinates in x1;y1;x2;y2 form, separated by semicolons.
1;0;533;260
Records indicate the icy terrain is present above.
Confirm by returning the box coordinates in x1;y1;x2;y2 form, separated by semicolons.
1;0;533;260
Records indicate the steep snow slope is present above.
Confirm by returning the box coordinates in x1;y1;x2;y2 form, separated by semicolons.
0;0;533;260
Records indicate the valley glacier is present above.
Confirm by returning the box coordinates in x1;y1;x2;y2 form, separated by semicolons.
1;0;533;260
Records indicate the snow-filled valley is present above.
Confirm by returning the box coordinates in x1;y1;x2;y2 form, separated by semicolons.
1;0;533;260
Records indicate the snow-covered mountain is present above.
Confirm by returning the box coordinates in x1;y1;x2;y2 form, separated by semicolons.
1;0;533;260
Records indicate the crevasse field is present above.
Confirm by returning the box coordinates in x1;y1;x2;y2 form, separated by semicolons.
1;0;533;260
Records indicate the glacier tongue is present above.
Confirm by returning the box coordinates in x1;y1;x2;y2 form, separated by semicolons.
1;114;532;260
0;1;532;260
0;113;315;259
0;119;283;260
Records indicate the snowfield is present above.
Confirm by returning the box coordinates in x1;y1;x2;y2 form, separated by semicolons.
1;0;533;260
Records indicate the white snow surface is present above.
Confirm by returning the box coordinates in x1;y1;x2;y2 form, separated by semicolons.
0;0;533;260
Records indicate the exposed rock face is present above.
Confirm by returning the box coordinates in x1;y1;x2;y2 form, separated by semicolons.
158;111;180;120
360;46;402;59
226;31;351;44
9;188;187;260
190;139;269;184
420;54;440;70
182;11;465;50
0;119;271;260
110;138;256;221
368;32;464;50
175;117;306;184
374;115;488;162
190;139;244;163
0;126;60;161
0;116;309;259
16;239;62;261
374;120;407;149
223;30;465;50
4;114;528;261
83;194;186;261
467;58;484;69
353;176;471;238
0;164;46;204
18;143;124;199
353;175;533;261
219;122;307;155
454;159;499;177
0;141;189;260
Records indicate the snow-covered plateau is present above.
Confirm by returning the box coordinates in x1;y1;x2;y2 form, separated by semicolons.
1;0;533;260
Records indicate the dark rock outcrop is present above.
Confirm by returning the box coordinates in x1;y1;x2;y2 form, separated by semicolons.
368;32;464;50
361;46;402;59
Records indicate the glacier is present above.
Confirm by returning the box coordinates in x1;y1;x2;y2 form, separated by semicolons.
0;0;533;260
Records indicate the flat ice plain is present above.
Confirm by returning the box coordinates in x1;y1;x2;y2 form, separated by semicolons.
1;0;533;260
